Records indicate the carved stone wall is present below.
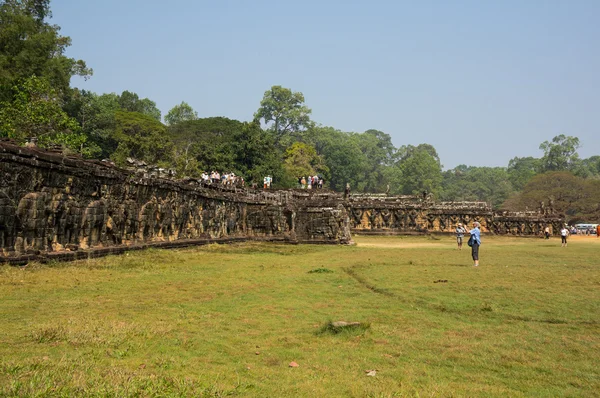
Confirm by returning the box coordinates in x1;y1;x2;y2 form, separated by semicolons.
346;194;564;236
0;142;350;263
0;141;563;264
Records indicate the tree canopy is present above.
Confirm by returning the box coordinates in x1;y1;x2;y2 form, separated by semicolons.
0;0;91;102
254;85;312;146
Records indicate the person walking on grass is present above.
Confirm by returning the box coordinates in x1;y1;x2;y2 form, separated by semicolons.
455;223;467;250
469;221;481;267
560;225;569;247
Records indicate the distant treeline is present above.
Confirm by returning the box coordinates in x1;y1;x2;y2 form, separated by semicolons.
1;0;599;222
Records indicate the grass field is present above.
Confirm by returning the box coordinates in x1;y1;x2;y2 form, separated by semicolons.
1;235;599;397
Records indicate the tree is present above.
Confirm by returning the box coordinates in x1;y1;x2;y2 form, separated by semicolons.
165;101;198;126
167;117;243;173
390;144;443;196
507;156;540;191
440;165;513;207
0;75;98;156
312;127;365;191
254;85;312;145
502;172;600;222
118;91;161;121
64;90;120;158
579;156;600;179
0;0;92;102
111;111;172;166
539;134;581;172
351;129;396;192
231;121;285;186
283;142;328;183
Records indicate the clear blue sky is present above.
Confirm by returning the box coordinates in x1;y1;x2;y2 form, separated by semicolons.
52;0;599;169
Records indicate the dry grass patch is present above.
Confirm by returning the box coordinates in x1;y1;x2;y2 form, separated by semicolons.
0;236;598;397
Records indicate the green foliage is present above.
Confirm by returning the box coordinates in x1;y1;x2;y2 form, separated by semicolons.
254;85;312;145
283;142;328;182
307;126;365;191
0;75;98;156
63;89;120;158
502;171;600;222
389;144;443;196
440;165;514;208
231;121;285;186
164;101;198;126
507;156;541;191
0;0;92;102
118;90;161;121
111;110;172;166
539;134;581;172
167;116;242;174
350;129;395;192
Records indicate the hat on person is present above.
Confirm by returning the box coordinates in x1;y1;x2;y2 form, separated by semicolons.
458;223;462;226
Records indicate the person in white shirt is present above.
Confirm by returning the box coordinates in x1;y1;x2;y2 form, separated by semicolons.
560;225;569;247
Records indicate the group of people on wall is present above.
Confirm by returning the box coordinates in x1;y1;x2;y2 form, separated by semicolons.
298;175;324;189
201;171;244;186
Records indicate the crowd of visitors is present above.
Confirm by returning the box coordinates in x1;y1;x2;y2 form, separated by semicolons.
191;172;329;190
200;171;244;187
298;175;324;189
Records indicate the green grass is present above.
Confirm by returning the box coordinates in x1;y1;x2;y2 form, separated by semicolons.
1;235;599;397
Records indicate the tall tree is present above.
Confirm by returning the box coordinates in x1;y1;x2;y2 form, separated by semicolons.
0;75;98;156
283;142;328;183
507;156;540;191
351;129;396;192
167;117;243;173
539;134;581;172
0;0;92;102
118;91;161;121
390;144;443;196
312;127;366;191
64;90;120;158
111;111;172;166
440;165;513;207
164;101;198;126
254;85;312;145
231;121;285;186
502;171;600;222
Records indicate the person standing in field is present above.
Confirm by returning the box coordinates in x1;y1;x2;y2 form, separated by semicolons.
469;221;481;267
544;226;550;239
560;225;569;247
455;223;466;250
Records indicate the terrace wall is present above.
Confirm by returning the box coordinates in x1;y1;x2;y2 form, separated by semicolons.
0;141;563;264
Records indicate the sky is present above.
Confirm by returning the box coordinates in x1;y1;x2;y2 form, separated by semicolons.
51;0;600;169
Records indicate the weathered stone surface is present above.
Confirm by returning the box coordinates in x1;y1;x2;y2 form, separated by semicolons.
0;141;350;263
0;141;563;264
345;194;563;236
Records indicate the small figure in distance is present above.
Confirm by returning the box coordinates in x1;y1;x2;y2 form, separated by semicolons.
544;225;550;239
455;223;466;250
560;224;569;247
468;221;481;267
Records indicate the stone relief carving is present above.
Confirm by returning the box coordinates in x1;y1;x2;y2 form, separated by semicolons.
0;142;565;262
